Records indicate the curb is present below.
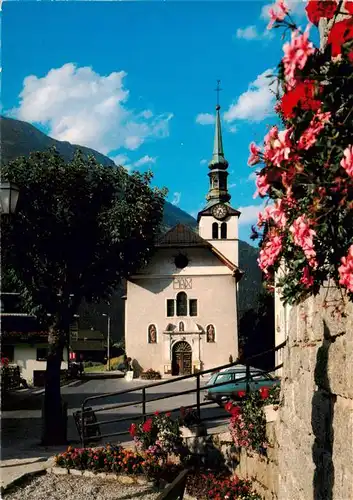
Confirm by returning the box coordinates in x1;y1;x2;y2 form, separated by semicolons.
1;468;47;496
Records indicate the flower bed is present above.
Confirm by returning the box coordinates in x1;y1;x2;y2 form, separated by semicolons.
186;470;262;500
140;369;162;380
54;444;183;484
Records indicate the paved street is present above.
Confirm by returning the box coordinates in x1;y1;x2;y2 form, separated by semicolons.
1;375;227;462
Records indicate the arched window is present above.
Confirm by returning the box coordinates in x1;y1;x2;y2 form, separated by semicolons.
220;222;227;239
176;292;187;317
212;222;219;239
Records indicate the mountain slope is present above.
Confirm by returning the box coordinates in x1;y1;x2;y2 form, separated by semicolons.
1;115;261;331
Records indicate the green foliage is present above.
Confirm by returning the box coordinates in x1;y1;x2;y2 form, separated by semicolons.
1;148;166;327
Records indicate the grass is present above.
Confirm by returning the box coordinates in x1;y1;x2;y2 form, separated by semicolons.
84;355;125;373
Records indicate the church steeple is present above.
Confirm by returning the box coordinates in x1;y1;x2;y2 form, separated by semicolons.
206;81;231;205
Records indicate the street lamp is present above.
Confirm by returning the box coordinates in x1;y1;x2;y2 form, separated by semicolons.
102;313;111;371
0;181;20;215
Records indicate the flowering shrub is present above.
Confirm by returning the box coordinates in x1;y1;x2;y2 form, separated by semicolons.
186;470;262;500
225;389;274;455
249;0;353;306
140;369;162;380
129;411;183;458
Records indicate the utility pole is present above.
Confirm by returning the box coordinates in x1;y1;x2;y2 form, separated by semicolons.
102;313;111;371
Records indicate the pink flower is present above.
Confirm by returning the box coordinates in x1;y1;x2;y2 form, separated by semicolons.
254;174;270;198
258;231;283;273
263;126;293;167
298;110;331;150
257;199;287;229
267;0;289;29
338;245;353;292
289;215;317;267
300;266;314;288
340;145;353;177
282;26;315;88
248;142;261;166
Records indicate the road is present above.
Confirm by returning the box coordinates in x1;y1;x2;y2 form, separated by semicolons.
1;375;227;461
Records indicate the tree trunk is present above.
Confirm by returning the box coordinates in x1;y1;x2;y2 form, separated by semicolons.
41;321;68;445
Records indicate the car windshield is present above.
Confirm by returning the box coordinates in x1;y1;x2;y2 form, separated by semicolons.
215;373;232;385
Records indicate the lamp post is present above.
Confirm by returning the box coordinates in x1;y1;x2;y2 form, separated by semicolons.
0;181;20;215
102;313;111;371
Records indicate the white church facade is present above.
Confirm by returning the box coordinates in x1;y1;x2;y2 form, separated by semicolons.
125;101;243;376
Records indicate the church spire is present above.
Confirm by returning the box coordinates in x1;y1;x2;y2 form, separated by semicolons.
205;80;230;205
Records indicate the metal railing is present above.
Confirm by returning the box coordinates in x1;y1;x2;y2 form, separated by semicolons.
78;341;286;447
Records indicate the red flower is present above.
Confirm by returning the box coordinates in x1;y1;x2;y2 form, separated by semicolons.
260;387;270;400
154;411;160;416
142;418;153;433
230;405;241;418
328;18;353;58
346;1;353;15
280;80;321;119
224;401;234;414
238;390;246;398
165;412;171;418
305;1;337;25
129;423;137;437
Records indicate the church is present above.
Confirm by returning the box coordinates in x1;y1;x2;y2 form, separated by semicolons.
125;101;243;376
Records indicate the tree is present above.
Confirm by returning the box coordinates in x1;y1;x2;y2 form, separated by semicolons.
248;0;353;307
1;149;166;444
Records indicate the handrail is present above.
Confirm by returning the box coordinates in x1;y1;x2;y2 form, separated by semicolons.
79;342;286;447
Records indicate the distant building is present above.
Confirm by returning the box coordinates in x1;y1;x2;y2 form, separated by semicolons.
70;326;106;362
125;100;243;376
0;292;68;385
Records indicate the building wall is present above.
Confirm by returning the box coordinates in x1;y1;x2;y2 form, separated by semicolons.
274;265;291;378
125;269;238;375
276;287;353;500
14;343;68;383
198;214;239;266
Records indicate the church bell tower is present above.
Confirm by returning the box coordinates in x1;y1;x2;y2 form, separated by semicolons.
197;81;240;267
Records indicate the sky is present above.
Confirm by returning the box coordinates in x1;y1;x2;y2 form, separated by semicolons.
1;0;314;244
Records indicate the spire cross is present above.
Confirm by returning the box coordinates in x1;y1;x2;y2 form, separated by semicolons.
214;79;222;108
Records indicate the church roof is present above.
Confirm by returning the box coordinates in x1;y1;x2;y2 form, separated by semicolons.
156;223;207;248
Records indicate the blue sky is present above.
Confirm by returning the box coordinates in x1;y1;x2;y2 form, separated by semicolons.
2;0;312;243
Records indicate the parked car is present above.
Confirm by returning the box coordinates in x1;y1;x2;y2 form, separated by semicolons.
204;364;280;406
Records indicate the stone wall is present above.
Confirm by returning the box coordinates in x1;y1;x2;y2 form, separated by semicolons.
277;287;353;500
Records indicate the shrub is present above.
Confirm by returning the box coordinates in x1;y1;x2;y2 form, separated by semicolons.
178;406;202;427
140;369;162;380
186;470;262;500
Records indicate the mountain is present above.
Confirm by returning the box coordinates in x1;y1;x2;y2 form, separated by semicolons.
1;115;261;337
1;116;197;229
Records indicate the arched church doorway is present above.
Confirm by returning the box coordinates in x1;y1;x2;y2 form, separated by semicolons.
172;341;192;376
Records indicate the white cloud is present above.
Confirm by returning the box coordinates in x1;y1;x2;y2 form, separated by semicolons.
238;204;265;225
229;183;237;189
196;113;215;125
260;0;305;20
248;171;258;182
12;63;173;155
110;153;130;166
200;159;208;165
229;126;238;134
171;192;181;206
133;155;157;168
235;25;273;41
223;68;276;123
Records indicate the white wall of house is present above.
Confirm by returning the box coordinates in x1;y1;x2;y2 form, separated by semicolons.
14;343;68;383
126;246;238;375
274;265;291;377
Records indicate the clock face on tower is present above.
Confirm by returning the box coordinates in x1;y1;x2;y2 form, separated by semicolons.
211;203;228;220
